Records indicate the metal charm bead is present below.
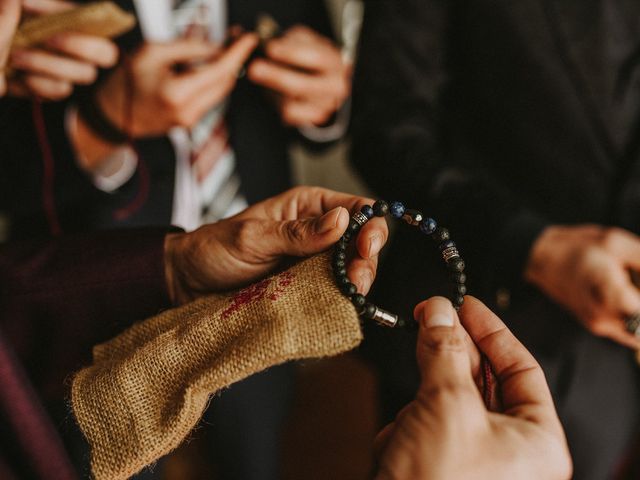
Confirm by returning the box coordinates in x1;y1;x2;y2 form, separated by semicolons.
352;211;369;227
626;312;640;336
442;246;460;262
370;306;399;328
402;209;423;226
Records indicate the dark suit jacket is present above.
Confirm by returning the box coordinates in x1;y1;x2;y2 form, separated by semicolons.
0;0;334;239
351;1;640;479
0;229;171;478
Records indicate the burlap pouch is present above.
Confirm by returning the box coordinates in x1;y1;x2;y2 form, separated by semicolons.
71;253;363;480
11;1;136;50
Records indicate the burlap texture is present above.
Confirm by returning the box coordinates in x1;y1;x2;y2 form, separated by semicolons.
11;1;136;50
71;253;363;480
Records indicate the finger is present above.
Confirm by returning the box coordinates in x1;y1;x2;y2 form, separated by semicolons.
246;187;389;260
347;254;378;295
604;228;640;271
7;78;31;97
22;74;72;100
588;316;640;349
280;98;335;127
171;74;236;127
458;297;557;421
11;49;98;84
373;421;396;458
248;58;334;99
414;297;481;409
21;0;73;15
45;33;119;68
264;27;341;72
137;40;219;67
165;34;257;105
599;267;640;317
264;206;350;257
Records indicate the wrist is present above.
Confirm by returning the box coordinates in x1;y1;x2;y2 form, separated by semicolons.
524;225;559;285
164;232;185;305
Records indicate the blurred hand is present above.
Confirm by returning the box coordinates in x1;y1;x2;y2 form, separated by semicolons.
375;296;572;480
164;186;388;304
525;225;640;349
7;0;118;100
247;25;350;127
94;34;257;138
0;0;20;96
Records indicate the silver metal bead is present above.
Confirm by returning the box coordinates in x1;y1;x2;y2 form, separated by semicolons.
352;211;369;227
442;246;460;262
402;209;423;226
372;306;399;328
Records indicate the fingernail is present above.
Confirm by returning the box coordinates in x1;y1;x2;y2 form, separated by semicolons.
315;207;342;234
424;313;454;329
368;235;382;258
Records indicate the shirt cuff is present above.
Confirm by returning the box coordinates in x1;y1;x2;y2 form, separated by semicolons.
297;97;351;143
65;105;138;193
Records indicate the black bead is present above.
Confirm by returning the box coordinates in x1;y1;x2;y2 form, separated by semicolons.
348;219;361;233
432;227;450;243
351;294;366;308
341;282;357;296
373;200;389;217
447;257;465;273
335;267;347;277
337;238;348;250
342;231;352;242
361;205;374;219
333;250;346;262
333;259;346;271
454;284;467;296
336;275;350;287
452;295;465;308
450;272;467;284
361;303;376;318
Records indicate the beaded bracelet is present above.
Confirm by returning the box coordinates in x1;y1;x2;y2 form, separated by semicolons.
332;200;467;328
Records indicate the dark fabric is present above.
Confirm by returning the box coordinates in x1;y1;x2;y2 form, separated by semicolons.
0;229;171;479
351;1;640;479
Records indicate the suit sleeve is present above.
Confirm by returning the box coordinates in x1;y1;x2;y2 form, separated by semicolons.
0;228;173;399
350;0;549;291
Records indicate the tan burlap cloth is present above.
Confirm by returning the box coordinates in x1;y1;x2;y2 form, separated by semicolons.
71;253;362;480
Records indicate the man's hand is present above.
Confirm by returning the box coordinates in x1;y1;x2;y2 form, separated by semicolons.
525;225;640;349
7;0;118;100
163;186;388;304
247;25;350;127
374;296;572;480
94;35;257;139
0;0;20;96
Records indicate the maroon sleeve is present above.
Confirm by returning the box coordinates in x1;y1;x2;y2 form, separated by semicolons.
0;228;175;401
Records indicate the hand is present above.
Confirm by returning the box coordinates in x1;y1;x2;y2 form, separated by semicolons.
374;296;572;480
0;0;20;96
525;225;640;349
94;34;258;139
247;25;350;127
7;0;118;100
163;186;389;304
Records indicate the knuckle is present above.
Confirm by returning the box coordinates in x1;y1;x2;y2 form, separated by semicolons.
283;220;309;245
422;331;467;355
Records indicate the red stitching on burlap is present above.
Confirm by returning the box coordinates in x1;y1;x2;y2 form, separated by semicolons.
221;271;297;320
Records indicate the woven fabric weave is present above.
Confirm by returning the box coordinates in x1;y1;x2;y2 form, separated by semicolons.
71;253;362;480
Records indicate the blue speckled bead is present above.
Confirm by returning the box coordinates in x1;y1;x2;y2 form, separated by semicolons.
419;217;437;235
439;240;456;251
361;205;374;219
389;201;405;218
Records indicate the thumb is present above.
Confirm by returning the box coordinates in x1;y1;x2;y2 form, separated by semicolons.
267;206;349;257
414;297;478;403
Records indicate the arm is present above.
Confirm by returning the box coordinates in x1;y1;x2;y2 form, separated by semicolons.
350;0;548;290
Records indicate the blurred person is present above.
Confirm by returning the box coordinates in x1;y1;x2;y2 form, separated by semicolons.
351;1;640;479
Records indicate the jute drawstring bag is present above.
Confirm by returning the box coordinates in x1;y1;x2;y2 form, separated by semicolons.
71;253;363;480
